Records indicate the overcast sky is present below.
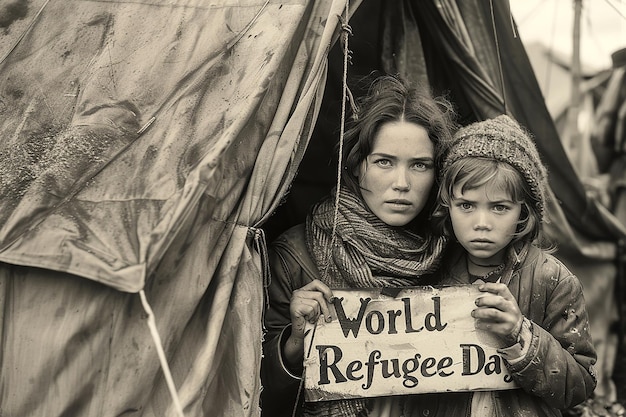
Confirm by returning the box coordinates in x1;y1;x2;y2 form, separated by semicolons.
509;0;626;70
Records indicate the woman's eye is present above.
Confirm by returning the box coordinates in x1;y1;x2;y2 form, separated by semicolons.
374;159;392;167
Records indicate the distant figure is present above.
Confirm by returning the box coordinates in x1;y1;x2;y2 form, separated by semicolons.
591;47;626;224
590;47;626;416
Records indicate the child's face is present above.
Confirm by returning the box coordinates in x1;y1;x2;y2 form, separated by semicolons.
449;183;522;265
357;121;435;227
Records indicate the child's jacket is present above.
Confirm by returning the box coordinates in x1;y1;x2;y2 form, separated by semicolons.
413;243;598;417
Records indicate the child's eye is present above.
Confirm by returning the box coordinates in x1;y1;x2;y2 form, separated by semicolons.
493;204;509;212
454;201;473;211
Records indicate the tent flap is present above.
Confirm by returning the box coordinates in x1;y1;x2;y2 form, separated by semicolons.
0;0;331;292
0;1;350;416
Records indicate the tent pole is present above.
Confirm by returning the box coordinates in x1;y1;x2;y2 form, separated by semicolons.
565;0;583;161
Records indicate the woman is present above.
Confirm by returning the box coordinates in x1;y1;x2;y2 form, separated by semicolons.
261;74;457;417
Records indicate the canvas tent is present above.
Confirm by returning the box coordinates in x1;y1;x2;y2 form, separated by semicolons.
0;1;623;416
522;42;614;188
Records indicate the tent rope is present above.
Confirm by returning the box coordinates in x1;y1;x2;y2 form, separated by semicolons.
507;0;518;39
291;322;319;417
490;0;508;113
291;3;353;416
251;226;271;310
0;0;51;66
543;0;561;101
320;1;354;281
139;290;185;417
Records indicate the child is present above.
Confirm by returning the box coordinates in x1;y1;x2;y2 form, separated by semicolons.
426;114;597;417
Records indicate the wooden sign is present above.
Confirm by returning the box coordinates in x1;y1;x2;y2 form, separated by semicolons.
303;285;518;402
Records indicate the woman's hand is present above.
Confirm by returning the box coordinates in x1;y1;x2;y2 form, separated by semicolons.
472;283;523;346
283;280;334;369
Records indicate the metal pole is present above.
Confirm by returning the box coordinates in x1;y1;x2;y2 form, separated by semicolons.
565;0;583;156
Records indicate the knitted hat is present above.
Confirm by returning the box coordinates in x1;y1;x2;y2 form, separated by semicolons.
442;114;548;220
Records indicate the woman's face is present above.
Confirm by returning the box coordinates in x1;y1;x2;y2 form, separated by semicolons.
357;121;435;226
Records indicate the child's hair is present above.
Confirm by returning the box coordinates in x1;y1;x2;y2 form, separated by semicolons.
432;157;541;246
340;74;457;228
431;114;549;246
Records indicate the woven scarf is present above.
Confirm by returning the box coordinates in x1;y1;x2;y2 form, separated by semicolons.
306;186;446;288
302;186;447;417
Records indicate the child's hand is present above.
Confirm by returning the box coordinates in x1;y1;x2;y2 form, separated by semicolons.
472;282;523;345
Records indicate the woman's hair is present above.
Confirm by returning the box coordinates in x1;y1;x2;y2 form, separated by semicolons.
340;74;457;229
432;157;542;246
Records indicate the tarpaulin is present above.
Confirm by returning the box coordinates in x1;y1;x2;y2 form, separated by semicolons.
0;1;361;415
1;1;624;416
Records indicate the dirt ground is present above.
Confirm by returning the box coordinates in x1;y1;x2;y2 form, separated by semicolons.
571;329;626;417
